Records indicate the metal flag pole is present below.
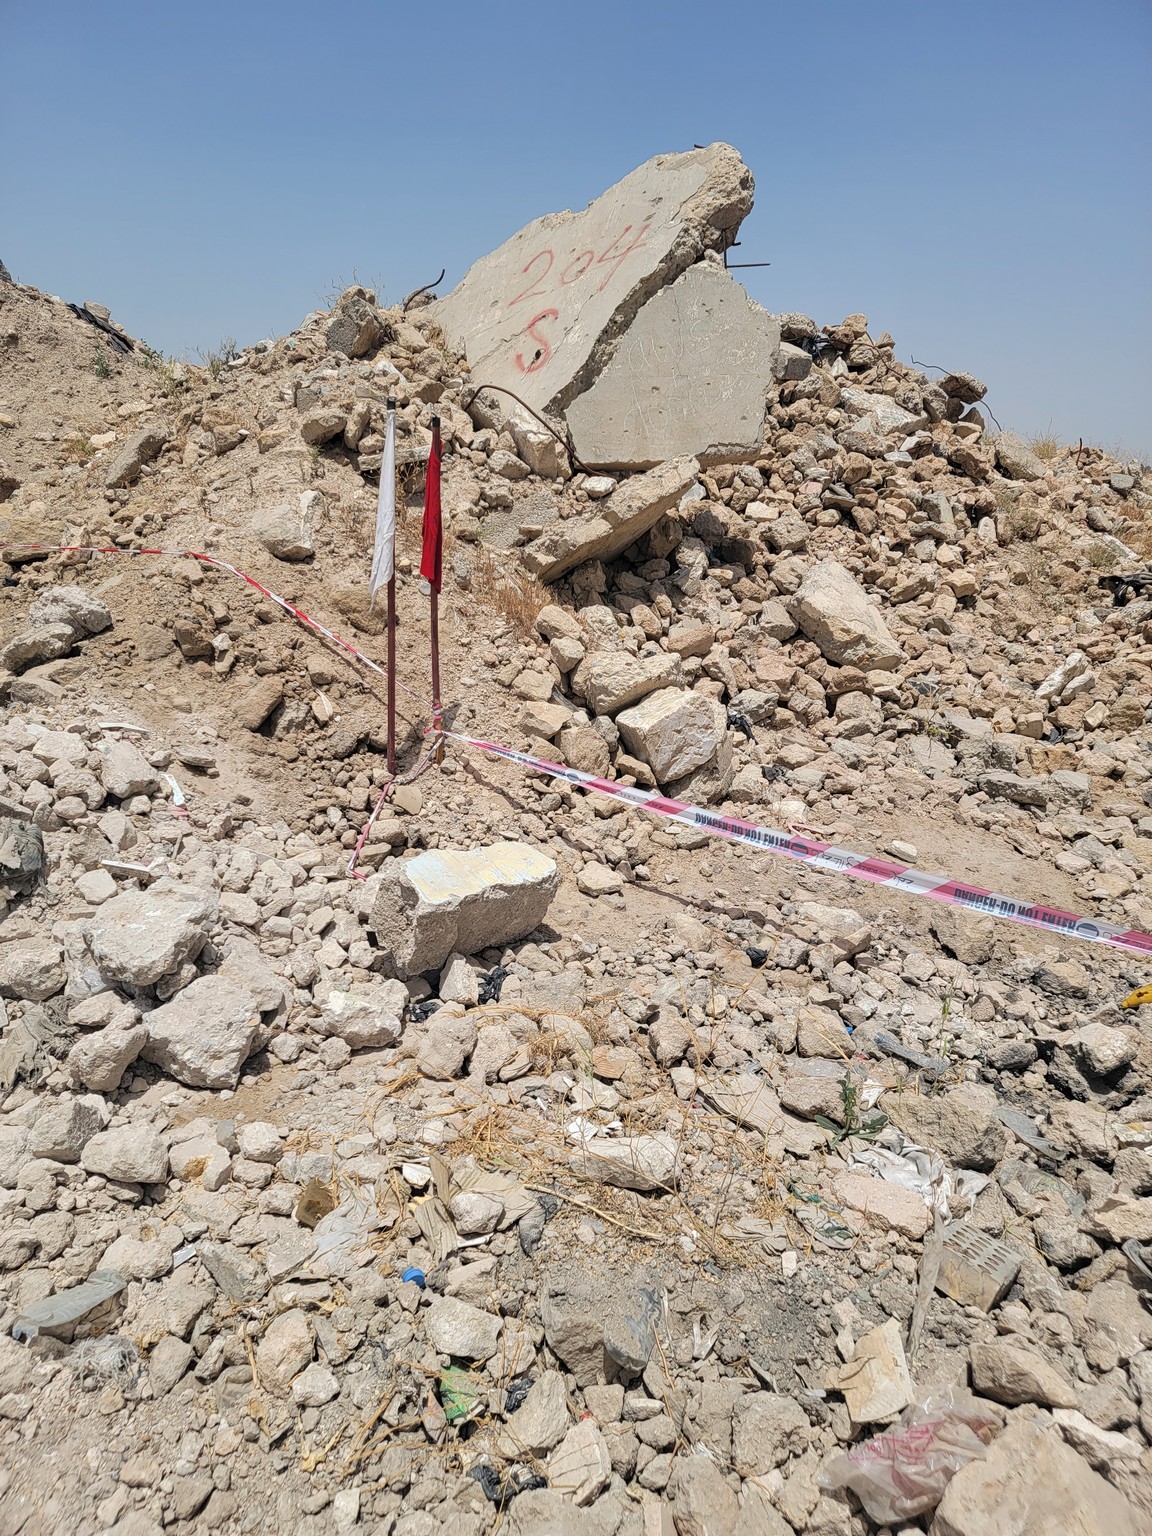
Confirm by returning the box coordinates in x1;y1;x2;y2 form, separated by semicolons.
385;398;397;774
426;415;443;747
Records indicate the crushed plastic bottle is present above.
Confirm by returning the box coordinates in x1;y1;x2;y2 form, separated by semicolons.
11;1269;127;1343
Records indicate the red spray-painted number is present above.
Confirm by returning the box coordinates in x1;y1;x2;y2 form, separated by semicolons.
593;221;651;292
514;310;558;374
508;249;554;307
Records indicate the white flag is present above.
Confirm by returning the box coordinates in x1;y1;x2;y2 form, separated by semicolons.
369;406;397;602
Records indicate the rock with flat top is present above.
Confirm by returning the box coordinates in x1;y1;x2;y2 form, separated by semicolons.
369;842;558;978
572;649;684;716
318;978;407;1048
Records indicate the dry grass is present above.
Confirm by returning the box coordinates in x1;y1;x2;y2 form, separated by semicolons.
61;437;94;464
1028;425;1062;461
467;543;551;640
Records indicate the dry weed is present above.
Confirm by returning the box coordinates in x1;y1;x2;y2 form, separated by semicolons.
467;544;550;640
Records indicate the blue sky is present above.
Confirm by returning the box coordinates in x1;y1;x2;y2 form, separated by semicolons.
3;0;1149;457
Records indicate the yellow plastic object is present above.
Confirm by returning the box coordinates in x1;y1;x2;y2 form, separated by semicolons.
1121;984;1152;1009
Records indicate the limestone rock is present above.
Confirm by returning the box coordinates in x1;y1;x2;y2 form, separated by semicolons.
0;939;66;1001
730;1391;810;1475
85;881;216;987
424;1295;502;1360
369;842;558;978
790;559;902;671
141;974;261;1089
27;1097;103;1162
568;1133;678;1191
548;1419;612;1506
668;1455;741;1536
98;740;159;800
993;430;1046;482
67;1014;148;1093
888;1082;1007;1171
27;586;112;637
105;424;170;488
572;649;684;716
318;979;407;1049
253;502;315;561
497;1370;570;1456
522;457;700;582
80;1124;169;1184
931;1413;1137;1536
256;1308;313;1395
616;686;723;784
969;1341;1077;1408
567;263;780;470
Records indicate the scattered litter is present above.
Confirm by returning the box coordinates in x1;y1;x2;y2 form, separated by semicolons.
995;1105;1067;1160
504;1375;533;1413
95;721;148;733
172;1245;197;1268
1121;984;1152;1009
11;1269;128;1342
1123;1238;1152;1283
848;1127;987;1219
874;1031;949;1078
820;1384;1001;1521
163;773;188;815
70;1335;141;1391
100;858;160;881
826;1317;913;1424
935;1221;1021;1311
439;1366;481;1424
400;1266;427;1289
295;1178;338;1229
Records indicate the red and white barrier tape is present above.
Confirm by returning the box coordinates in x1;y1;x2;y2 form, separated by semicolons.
12;543;1151;958
1;544;425;703
446;732;1152;959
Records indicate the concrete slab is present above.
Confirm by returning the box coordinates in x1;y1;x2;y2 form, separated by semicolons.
521;455;698;582
431;144;752;420
567;261;781;469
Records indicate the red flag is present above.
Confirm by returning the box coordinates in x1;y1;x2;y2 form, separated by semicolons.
419;416;442;592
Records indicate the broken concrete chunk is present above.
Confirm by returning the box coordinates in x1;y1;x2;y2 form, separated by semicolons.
85;880;216;987
370;842;558;978
432;143;752;421
424;1295;502;1360
616;686;724;783
98;740;159;800
141;974;261;1089
790;559;902;671
567;262;780;470
105;423;171;488
522;456;700;582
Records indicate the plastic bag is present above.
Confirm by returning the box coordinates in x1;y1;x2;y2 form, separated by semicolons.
820;1384;1000;1522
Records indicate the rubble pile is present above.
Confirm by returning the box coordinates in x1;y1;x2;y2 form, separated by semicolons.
0;145;1151;1535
